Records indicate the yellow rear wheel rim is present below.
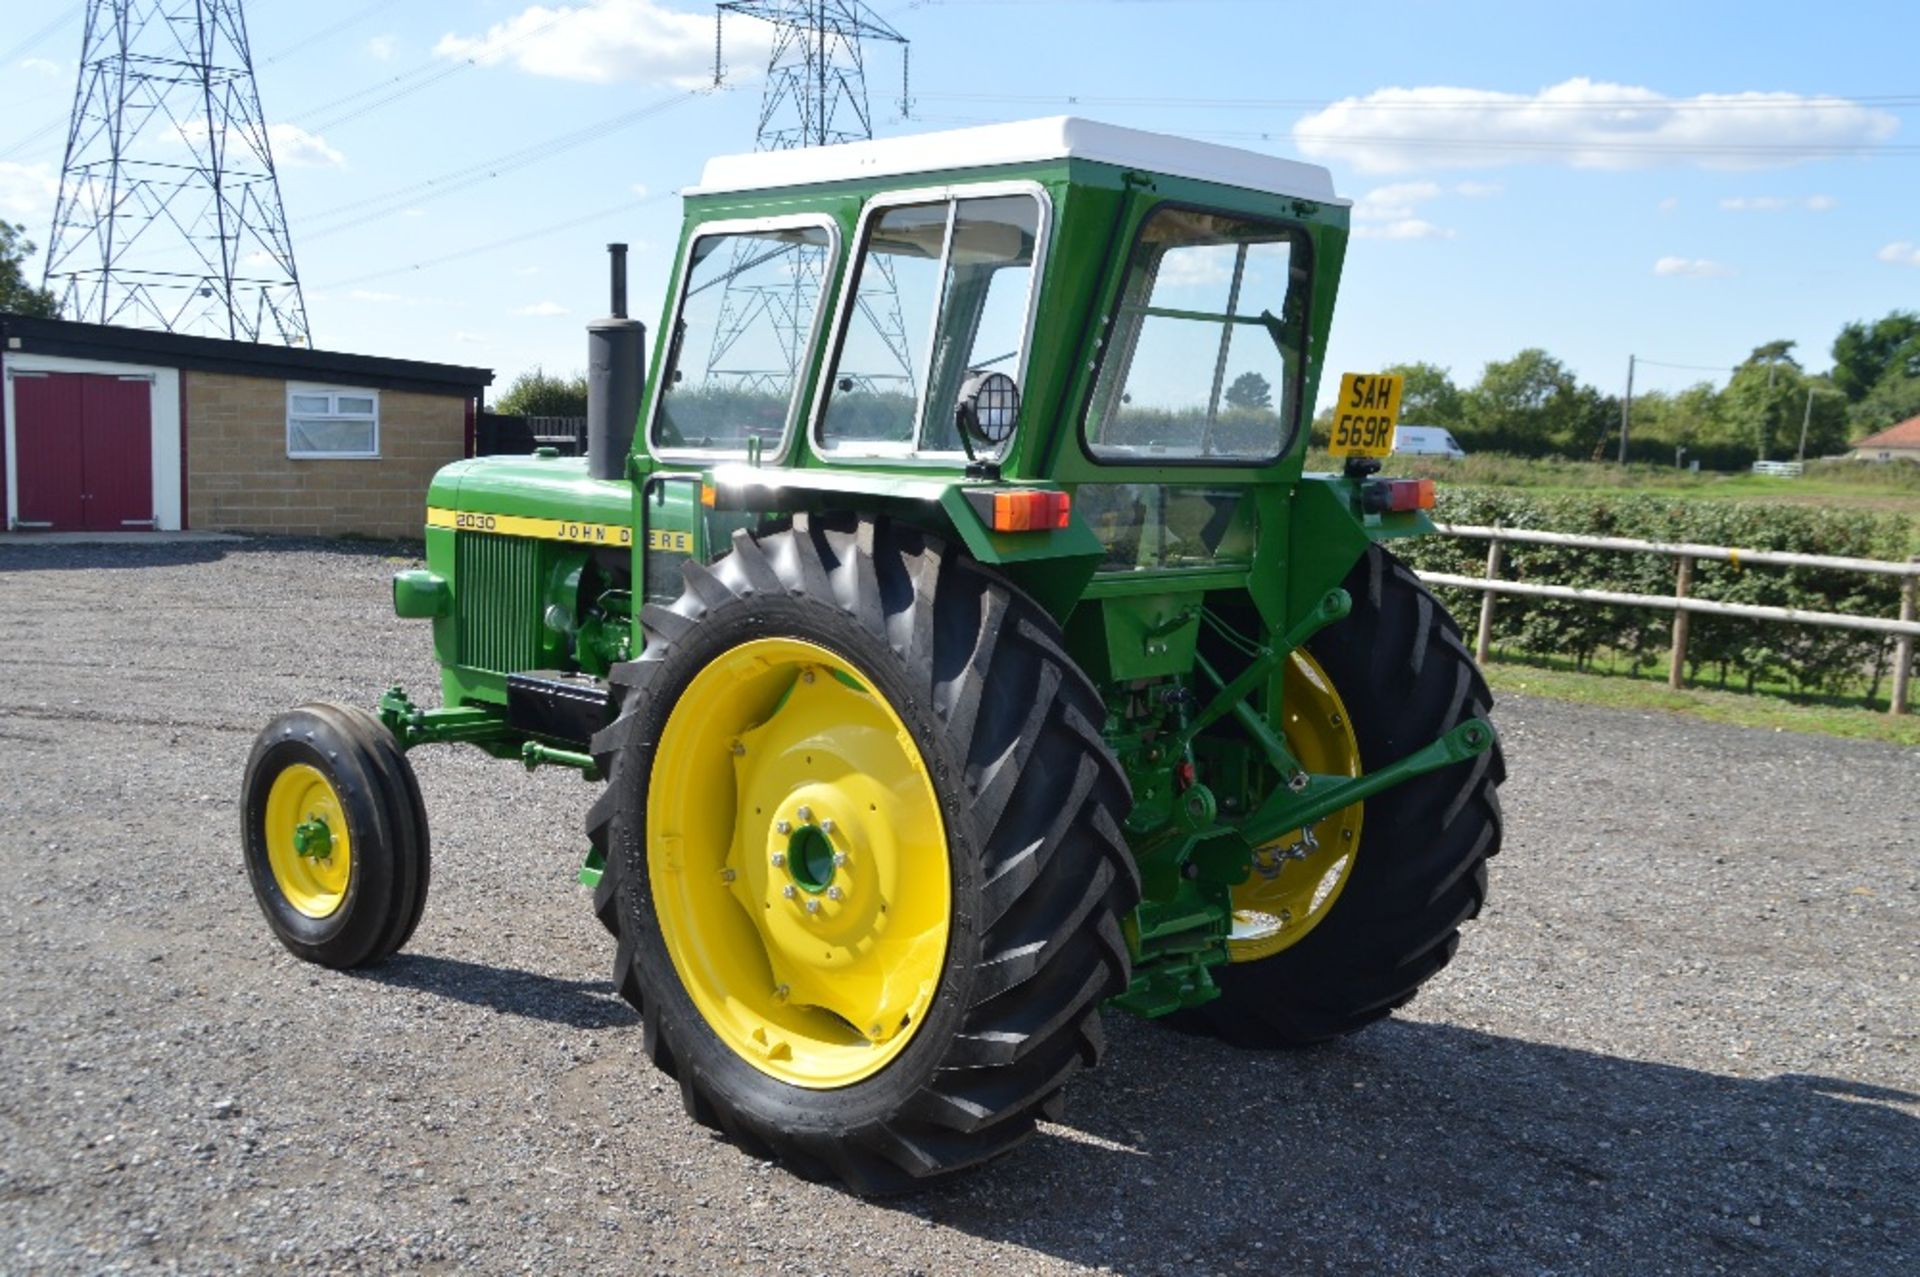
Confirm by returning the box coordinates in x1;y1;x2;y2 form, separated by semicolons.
647;637;951;1089
1227;650;1363;962
264;762;353;919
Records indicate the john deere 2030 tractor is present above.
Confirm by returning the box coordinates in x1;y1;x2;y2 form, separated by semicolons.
242;118;1504;1193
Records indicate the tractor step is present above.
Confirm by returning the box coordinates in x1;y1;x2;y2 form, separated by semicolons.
506;670;615;747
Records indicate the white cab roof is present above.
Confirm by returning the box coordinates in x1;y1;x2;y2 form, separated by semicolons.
688;116;1344;205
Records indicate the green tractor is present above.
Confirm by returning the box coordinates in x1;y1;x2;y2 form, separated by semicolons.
241;118;1504;1193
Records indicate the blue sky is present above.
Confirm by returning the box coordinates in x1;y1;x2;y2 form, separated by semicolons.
3;0;1916;410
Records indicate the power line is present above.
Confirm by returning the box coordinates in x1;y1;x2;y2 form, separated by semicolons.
258;1;388;67
315;191;676;292
2;0;398;162
284;7;584;134
299;91;703;241
900;111;1920;159
0;4;81;67
913;88;1920;113
1635;357;1739;374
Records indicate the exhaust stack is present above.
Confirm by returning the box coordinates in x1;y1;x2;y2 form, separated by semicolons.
587;242;645;481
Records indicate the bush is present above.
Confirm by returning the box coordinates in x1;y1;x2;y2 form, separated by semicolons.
1400;489;1917;700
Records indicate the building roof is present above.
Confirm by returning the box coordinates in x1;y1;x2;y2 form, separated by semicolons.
0;313;493;398
1852;414;1920;450
689;116;1344;205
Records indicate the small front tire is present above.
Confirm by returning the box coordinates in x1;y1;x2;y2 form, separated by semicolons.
241;703;431;969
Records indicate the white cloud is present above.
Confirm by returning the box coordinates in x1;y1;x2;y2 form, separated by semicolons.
437;1;768;87
1877;242;1920;267
0;161;58;220
1719;194;1836;212
20;57;59;76
452;330;488;346
349;289;405;303
1353;181;1442;222
1293;78;1900;173
1350;180;1484;239
516;301;570;317
268;124;346;169
1658;196;1680;213
368;34;397;61
630;182;649;198
1654;256;1735;278
1356;218;1454;241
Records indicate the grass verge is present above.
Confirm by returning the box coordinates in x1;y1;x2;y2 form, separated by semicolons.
1481;659;1920;748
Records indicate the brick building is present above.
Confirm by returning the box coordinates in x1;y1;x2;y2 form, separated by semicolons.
1;313;492;537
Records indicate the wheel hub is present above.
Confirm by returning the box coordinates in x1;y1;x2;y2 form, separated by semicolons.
263;763;353;919
291;818;334;860
647;638;951;1088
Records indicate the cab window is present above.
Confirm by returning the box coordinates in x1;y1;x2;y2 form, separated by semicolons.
1086;207;1308;464
651;222;834;456
818;192;1041;457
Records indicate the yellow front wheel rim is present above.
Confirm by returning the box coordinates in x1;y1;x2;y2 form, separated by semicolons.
647;637;951;1089
264;763;353;919
1227;650;1364;962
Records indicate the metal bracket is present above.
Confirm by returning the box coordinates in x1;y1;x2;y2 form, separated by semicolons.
1170;588;1351;756
1240;717;1498;848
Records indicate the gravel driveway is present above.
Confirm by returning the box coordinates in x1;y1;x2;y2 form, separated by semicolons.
2;538;1915;1276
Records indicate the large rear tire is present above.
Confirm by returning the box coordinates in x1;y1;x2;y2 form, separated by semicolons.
588;514;1138;1193
1193;543;1505;1046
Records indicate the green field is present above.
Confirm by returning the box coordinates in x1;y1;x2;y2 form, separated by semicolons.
1482;658;1919;748
1313;451;1920;524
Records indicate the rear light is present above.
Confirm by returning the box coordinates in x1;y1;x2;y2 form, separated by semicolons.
964;488;1072;533
1362;477;1435;514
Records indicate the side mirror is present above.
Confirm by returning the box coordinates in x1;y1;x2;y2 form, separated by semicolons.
955;370;1019;447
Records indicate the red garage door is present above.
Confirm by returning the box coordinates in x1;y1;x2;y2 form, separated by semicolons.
12;372;154;531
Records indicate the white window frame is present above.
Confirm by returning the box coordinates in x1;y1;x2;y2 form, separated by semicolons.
645;212;842;464
287;384;381;460
809;180;1052;467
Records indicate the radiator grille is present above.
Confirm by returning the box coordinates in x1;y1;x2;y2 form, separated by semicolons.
455;532;544;672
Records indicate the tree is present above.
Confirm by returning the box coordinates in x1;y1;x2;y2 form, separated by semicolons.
0;221;59;318
494;366;587;416
1849;369;1920;438
1830;310;1920;402
1222;370;1272;411
1462;348;1582;452
1383;361;1463;425
1746;339;1800;370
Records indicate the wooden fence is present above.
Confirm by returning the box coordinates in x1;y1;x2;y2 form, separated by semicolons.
1419;523;1920;716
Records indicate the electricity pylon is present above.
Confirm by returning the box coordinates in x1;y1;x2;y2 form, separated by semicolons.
704;2;913;393
43;0;311;345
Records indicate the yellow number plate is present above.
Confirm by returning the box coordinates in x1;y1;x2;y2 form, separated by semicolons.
1330;373;1404;458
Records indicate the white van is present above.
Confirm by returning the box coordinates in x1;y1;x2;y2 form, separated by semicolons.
1393;425;1468;459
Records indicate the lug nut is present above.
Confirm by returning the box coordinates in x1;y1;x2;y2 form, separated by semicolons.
796;805;813;823
731;740;747;756
782;884;797;900
801;670;815;684
868;1024;883;1039
820;819;835;835
805;899;821;915
827;886;843;901
775;820;791;835
770;852;786;868
720;868;736;883
773;984;790;1001
831;851;847;868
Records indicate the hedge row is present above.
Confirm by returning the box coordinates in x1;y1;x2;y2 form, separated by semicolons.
1398;489;1919;700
